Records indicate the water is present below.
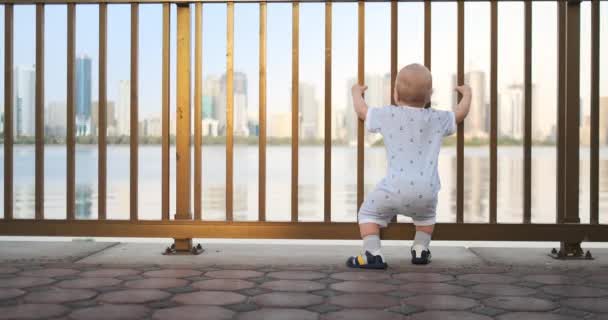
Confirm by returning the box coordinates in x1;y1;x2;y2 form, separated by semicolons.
1;145;607;224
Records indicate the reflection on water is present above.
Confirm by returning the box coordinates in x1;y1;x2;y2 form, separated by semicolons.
1;145;607;224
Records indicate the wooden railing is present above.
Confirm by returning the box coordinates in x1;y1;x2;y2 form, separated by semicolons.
0;0;605;257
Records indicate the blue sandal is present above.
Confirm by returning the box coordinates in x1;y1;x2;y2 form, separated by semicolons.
346;251;388;270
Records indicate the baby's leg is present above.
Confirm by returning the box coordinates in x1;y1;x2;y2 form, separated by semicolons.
411;221;435;265
360;222;382;256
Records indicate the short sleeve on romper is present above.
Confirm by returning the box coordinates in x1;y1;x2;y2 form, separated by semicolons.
439;110;457;136
366;106;387;133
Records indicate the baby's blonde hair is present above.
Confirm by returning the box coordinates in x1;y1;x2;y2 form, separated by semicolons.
395;63;433;107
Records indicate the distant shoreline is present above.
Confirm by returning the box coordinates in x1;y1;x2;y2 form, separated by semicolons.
0;135;559;147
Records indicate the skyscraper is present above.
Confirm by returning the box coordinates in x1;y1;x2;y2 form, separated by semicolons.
14;65;36;137
499;84;524;139
76;55;92;136
452;71;487;138
117;80;131;136
46;101;67;137
91;101;117;135
218;72;248;136
299;83;322;140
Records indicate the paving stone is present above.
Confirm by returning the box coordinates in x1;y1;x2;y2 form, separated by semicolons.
330;272;390;281
307;304;342;314
317;278;341;285
0;288;25;300
522;275;581;285
586;274;608;284
205;270;264;279
0;268;19;275
192;279;255;291
327;293;400;309
172;291;246;305
248;277;269;284
95;286;124;293
0;277;54;288
183;276;211;282
97;289;171;304
251;292;324;308
237;308;319;320
398;282;466;295
402;294;478;310
19;268;79;278
495;312;578;320
514;281;544;288
447;279;479;287
311;289;341;297
146;300;180;309
267;271;326;280
541;285;608;297
553;307;591;318
166;286;198;294
124;278;189;289
407;311;493;320
261;280;325;292
470;305;506;317
65;299;99;309
151;305;234;320
393;272;454;283
239;288;270;296
330;281;395;293
592;314;608;320
116;275;144;281
54;275;79;281
483;296;558;312
321;309;406;320
561;297;608;313
225;303;259;312
0;303;68;320
457;274;518;284
23;287;97;303
387;304;421;316
142;269;201;278
69;304;149;320
80;269;139;278
471;284;536;296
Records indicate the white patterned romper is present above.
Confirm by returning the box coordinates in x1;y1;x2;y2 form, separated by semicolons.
358;105;456;227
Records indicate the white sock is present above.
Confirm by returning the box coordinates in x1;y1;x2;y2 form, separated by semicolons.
412;231;431;257
363;235;383;257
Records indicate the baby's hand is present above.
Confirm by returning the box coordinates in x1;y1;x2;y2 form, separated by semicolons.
351;84;368;97
454;84;471;97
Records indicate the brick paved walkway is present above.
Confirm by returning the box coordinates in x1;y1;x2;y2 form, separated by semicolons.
1;262;608;320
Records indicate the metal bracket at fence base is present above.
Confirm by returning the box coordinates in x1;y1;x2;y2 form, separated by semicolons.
162;239;204;256
549;242;593;260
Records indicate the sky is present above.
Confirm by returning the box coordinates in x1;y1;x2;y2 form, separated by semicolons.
0;1;606;138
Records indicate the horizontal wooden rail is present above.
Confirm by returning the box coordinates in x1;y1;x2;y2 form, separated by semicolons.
0;220;606;242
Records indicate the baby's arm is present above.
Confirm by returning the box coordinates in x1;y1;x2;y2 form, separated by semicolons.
351;84;368;121
454;84;472;123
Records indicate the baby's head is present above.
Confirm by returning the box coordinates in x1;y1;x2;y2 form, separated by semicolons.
394;63;433;108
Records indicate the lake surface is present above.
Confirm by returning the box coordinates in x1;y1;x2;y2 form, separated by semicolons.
1;145;607;224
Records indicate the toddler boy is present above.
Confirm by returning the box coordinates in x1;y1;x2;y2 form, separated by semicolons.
347;63;471;268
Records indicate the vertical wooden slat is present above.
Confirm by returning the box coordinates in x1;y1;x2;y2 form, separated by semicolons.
259;2;267;222
456;0;464;224
4;4;12;221
67;3;75;221
489;0;497;224
130;3;139;222
176;4;192;220
226;2;234;221
556;0;565;224
323;1;331;223
523;0;532;224
357;0;364;210
389;0;397;224
194;2;202;221
390;0;397;106
590;0;599;225
161;3;170;221
291;2;299;222
99;3;107;220
424;0;430;109
563;0;580;224
35;4;45;220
